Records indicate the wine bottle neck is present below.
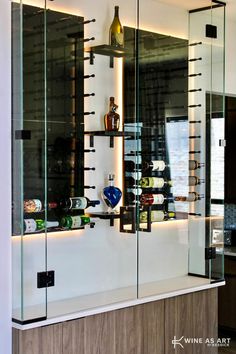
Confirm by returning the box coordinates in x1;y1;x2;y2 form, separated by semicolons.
114;6;119;17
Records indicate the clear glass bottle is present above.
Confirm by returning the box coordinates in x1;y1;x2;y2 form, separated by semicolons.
109;6;124;48
174;192;202;202
189;160;204;170
102;174;122;213
104;97;120;131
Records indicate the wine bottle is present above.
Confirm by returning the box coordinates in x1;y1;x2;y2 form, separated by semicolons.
124;160;142;172
24;219;59;233
174;192;202;202
189;160;204;170
59;197;100;211
24;199;57;213
109;6;123;48
60;215;90;229
142;160;167;172
125;173;142;187
140;210;176;223
189;176;204;186
125;187;142;203
104;97;120;131
140;193;174;205
140;177;173;189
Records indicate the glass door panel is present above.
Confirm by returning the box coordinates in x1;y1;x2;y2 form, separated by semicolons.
12;0;48;323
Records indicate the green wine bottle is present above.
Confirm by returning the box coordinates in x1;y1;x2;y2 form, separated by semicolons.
60;215;90;229
109;6;123;47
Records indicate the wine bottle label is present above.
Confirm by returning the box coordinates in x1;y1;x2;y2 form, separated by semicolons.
153;194;165;204
151;211;165;222
69;197;87;210
152;178;165;188
24;219;37;233
152;160;166;171
24;199;42;213
71;216;82;229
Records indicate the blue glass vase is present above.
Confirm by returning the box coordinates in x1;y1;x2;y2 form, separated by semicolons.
102;174;122;213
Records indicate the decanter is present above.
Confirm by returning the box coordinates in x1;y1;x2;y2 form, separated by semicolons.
104;97;120;131
102;174;122;213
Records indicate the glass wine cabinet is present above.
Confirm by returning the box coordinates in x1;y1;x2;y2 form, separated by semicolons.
12;0;225;324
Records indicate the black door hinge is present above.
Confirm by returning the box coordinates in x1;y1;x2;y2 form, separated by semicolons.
205;247;216;260
37;270;55;289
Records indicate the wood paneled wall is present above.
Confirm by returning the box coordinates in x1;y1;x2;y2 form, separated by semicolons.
13;288;217;354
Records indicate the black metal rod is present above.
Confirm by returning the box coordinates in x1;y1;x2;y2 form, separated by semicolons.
189;151;201;154
84;186;96;189
188;73;202;77
189;42;202;47
84;111;95;116
188;104;202;108
189;136;201;139
84;74;95;79
189;57;202;62
84;93;95;97
189;120;202;124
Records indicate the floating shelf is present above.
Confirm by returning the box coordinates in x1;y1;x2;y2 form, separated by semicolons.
85;44;128;67
88;211;120;227
84;130;132;148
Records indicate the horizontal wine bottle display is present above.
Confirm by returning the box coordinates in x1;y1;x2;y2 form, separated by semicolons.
140;211;176;223
125;160;167;172
174;192;202;202
140;177;173;189
24;219;59;233
140;194;174;205
60;215;90;229
24;199;58;213
60;197;100;210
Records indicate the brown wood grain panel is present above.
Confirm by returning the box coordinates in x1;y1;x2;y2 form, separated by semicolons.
84;311;115;354
115;306;136;354
219;275;236;329
142;301;165;354
19;328;41;354
41;323;63;354
62;319;84;354
12;328;19;354
165;294;193;354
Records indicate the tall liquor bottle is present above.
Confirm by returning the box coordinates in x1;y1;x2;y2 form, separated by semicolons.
140;177;173;189
60;215;90;229
140;210;176;223
140;193;174;205
59;197;100;211
104;97;120;131
109;6;123;47
189;160;204;170
24;219;59;233
189;176;204;186
174;192;202;202
23;199;57;213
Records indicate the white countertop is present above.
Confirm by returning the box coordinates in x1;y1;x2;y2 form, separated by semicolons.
13;275;225;330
